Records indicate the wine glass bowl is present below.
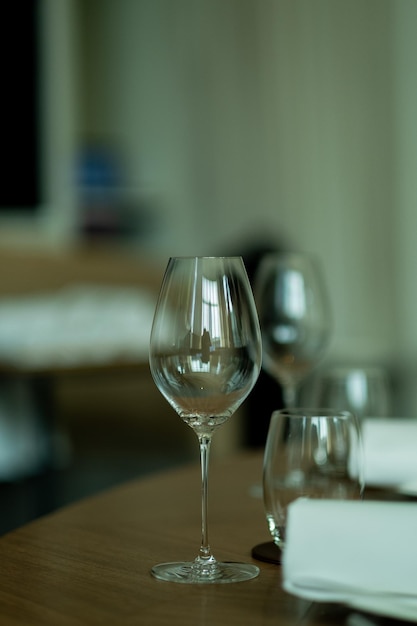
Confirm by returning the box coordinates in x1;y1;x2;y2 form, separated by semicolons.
263;408;364;552
311;366;392;421
149;256;262;583
254;252;332;408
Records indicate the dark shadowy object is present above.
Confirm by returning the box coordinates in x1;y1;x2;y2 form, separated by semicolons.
251;541;282;565
227;239;285;448
0;1;40;210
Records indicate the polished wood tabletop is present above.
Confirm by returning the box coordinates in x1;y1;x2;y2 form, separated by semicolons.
0;451;401;625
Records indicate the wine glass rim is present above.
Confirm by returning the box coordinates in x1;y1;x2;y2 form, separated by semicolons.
320;365;388;379
261;250;320;261
169;256;243;260
272;407;355;420
256;251;325;275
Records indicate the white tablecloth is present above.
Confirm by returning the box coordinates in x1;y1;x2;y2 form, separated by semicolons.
0;284;156;367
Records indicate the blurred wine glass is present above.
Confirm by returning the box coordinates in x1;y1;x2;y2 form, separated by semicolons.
311;366;391;421
254;252;332;409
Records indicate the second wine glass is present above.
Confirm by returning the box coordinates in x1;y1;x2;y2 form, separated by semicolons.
254;252;332;408
149;256;262;583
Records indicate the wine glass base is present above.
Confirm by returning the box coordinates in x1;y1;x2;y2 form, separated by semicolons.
151;561;260;584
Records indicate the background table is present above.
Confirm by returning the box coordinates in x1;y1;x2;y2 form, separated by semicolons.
0;451;403;625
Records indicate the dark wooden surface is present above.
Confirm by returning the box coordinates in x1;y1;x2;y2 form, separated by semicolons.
0;451;407;625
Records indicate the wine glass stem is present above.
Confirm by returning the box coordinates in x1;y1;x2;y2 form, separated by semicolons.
199;434;213;561
283;383;298;409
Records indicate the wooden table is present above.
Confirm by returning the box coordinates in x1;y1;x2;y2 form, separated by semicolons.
0;452;400;625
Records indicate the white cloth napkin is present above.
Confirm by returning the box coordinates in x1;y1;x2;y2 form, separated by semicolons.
283;498;417;620
362;418;417;489
282;498;417;620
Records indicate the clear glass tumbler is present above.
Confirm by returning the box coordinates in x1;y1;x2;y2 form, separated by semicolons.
263;408;364;551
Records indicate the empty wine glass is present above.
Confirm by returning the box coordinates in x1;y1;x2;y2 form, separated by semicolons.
263;408;364;554
254;252;332;408
311;366;392;421
149;256;262;583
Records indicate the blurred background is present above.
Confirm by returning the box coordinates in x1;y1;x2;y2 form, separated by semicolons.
0;0;416;532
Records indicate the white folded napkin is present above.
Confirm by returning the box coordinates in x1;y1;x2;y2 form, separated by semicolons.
362;418;417;488
283;498;417;620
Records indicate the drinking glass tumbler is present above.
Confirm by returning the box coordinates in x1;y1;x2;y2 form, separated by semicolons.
263;408;364;551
